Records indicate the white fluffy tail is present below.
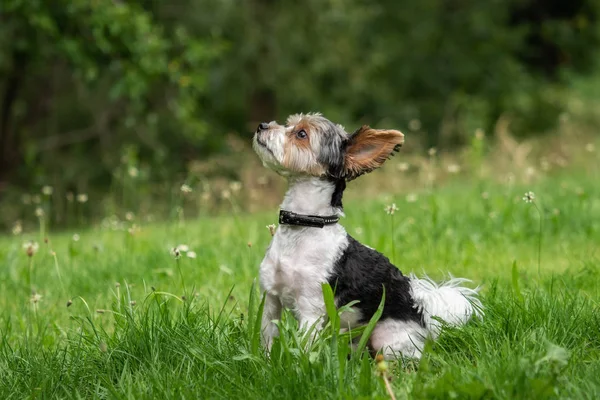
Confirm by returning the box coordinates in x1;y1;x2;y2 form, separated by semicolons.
409;273;483;338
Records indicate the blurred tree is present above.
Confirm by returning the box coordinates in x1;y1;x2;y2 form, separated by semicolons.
1;0;599;228
184;0;600;145
0;0;217;187
510;0;600;77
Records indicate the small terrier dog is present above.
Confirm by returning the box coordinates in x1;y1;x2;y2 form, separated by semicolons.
253;113;482;359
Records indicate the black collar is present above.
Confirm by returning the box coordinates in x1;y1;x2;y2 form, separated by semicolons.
279;210;339;228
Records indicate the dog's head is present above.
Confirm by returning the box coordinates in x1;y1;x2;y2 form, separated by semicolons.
252;113;404;181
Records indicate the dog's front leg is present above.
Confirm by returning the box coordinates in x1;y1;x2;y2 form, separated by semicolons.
296;295;326;346
261;293;282;352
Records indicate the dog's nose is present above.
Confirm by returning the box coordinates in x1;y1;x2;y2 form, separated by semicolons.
257;122;269;132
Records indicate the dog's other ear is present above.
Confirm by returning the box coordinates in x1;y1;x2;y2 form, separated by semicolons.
344;126;404;180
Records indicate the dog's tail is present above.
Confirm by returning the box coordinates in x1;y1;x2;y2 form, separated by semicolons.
409;273;483;338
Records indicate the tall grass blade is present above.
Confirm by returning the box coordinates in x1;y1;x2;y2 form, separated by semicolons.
355;286;385;356
512;260;524;303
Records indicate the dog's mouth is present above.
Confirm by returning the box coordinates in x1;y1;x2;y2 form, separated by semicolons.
256;136;268;148
253;135;276;159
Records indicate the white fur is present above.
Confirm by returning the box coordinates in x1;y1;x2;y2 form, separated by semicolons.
370;319;428;359
409;274;483;338
339;307;363;330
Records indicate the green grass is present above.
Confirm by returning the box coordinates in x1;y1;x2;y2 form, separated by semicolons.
1;170;599;399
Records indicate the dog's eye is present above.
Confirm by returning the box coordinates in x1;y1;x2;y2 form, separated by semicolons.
296;130;307;139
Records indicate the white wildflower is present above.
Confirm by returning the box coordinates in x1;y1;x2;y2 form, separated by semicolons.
42;186;53;196
385;203;398;215
12;221;22;236
177;244;189;252
35;207;45;218
23;241;39;257
30;293;42;304
229;181;242;193
523;191;535;203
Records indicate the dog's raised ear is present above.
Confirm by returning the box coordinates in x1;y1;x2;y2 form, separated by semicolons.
343;126;404;180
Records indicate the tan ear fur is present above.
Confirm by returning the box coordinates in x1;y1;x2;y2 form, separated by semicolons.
344;126;404;180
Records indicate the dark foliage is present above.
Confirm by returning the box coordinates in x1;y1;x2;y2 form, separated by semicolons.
1;0;599;225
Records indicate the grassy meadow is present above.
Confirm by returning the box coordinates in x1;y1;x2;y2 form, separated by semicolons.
1;134;600;399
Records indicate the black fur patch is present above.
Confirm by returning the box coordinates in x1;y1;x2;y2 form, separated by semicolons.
330;178;346;208
313;121;349;209
317;123;347;180
327;235;423;325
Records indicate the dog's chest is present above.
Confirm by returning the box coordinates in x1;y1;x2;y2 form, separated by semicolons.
260;225;347;308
